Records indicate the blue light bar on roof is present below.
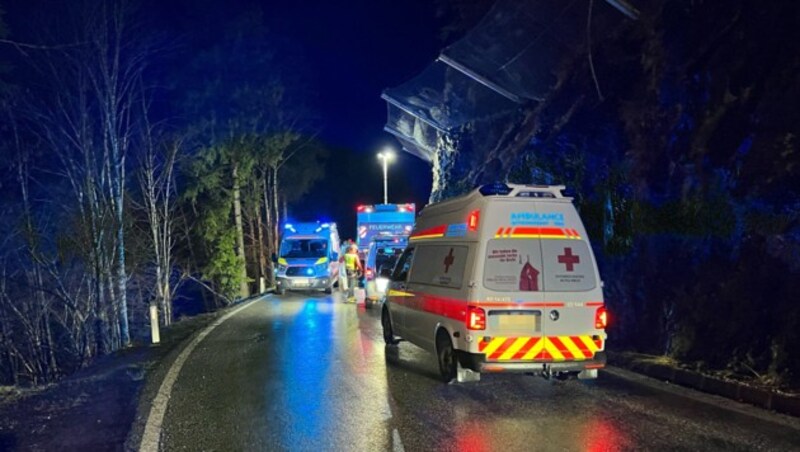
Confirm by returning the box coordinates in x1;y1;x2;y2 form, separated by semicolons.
479;182;512;196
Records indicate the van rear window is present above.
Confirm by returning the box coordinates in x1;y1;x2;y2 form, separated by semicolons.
483;239;596;292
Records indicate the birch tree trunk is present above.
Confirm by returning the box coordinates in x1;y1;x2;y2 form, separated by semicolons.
270;166;281;255
262;171;275;287
255;179;268;290
232;162;250;298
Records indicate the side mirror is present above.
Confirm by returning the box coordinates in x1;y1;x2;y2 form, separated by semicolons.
271;253;278;263
380;268;392;278
331;252;338;261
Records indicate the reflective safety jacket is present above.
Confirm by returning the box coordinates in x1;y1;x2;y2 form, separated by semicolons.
344;252;359;271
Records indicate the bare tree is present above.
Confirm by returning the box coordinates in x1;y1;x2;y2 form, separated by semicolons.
136;126;180;326
26;1;152;350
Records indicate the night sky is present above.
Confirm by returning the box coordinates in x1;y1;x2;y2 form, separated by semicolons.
267;0;439;237
2;0;440;240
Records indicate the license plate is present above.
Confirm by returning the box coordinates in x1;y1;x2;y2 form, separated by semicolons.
293;278;309;286
497;314;540;331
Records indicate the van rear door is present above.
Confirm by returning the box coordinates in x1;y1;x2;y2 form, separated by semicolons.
534;200;603;362
478;201;546;362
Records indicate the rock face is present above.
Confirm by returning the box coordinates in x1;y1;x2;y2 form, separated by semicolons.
386;0;800;387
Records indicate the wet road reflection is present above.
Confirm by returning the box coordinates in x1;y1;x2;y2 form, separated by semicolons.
280;299;332;446
160;293;800;451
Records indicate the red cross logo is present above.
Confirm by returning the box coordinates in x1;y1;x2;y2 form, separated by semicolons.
558;247;580;271
443;248;455;273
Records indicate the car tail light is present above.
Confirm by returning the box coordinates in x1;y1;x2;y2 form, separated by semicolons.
595;306;608;329
467;210;480;232
467;306;486;330
357;205;365;212
365;268;374;280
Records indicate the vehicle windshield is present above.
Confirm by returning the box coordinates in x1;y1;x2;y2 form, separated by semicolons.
280;239;328;258
374;247;403;272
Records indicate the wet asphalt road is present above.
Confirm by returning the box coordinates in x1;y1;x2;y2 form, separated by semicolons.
158;293;800;451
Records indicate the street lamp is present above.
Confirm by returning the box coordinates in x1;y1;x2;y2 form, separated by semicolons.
377;148;395;204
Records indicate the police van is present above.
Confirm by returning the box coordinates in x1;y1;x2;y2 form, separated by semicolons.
381;183;607;383
274;222;341;295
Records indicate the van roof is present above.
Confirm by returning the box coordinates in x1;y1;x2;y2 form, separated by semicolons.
418;183;571;219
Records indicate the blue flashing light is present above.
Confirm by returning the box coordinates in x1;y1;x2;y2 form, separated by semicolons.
479;182;512;196
320;223;330;228
305;268;314;276
284;223;294;229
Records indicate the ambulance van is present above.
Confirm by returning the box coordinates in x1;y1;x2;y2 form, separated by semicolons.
381;183;608;383
274;222;341;295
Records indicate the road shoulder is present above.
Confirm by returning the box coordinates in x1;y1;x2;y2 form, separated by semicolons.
0;310;225;451
608;352;800;418
125;295;265;451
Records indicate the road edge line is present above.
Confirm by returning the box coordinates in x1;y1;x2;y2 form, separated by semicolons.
138;298;261;452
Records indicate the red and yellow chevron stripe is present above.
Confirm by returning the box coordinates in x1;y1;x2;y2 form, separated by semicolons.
494;227;582;240
478;336;602;361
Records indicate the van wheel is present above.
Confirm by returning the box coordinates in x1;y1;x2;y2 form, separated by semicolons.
324;286;332;294
276;287;285;296
382;307;399;345
436;330;457;383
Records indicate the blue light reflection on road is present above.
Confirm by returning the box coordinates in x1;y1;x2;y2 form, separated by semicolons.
279;298;333;446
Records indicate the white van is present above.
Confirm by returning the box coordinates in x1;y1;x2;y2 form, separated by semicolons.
274;222;341;295
381;183;607;383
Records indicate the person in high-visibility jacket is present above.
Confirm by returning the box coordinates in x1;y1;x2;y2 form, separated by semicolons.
343;243;363;302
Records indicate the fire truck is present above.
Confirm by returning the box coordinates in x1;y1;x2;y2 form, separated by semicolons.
355;203;415;257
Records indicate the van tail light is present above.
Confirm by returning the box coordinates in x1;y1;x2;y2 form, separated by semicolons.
365;268;374;280
467;306;486;330
595;306;608;329
467;210;480;232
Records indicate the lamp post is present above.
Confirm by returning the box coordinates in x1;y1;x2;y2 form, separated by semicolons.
377;148;395;204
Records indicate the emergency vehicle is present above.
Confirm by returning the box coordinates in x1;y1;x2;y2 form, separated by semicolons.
364;236;407;307
274;222;341;295
356;203;415;256
381;183;608;383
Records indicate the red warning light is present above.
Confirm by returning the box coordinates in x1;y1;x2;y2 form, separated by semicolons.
467;210;480;232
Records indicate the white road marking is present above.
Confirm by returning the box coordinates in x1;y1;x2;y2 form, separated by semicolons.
392;428;405;452
138;298;261;452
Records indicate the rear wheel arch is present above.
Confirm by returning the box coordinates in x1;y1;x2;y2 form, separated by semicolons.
432;322;458;348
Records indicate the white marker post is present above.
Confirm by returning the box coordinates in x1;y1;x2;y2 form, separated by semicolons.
150;304;160;344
